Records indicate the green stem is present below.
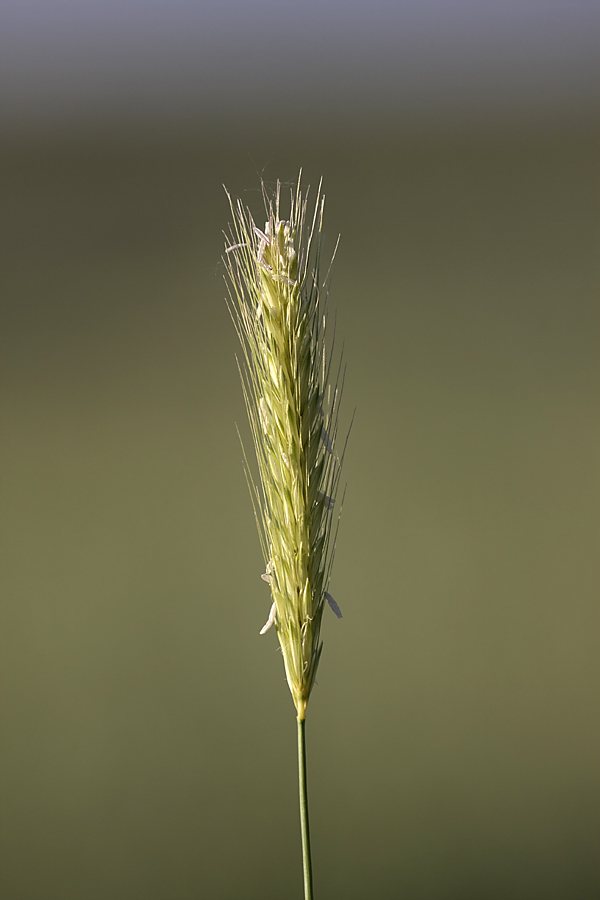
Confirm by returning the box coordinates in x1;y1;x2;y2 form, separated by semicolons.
297;716;314;900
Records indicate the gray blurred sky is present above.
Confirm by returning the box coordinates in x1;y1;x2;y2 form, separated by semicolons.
1;0;598;128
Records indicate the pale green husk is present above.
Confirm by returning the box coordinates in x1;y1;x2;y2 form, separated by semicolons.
224;176;345;719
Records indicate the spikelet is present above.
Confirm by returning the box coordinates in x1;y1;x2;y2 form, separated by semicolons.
224;176;345;720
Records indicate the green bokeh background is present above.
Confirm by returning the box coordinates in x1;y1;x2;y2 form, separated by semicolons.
2;119;599;898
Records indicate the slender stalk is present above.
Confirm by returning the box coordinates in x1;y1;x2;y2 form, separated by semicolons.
297;716;313;900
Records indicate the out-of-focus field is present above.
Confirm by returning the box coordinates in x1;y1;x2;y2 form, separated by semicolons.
1;119;599;899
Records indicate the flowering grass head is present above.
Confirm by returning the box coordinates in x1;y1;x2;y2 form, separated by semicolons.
224;176;345;720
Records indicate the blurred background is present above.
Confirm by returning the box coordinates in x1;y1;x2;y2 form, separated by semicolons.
1;2;599;898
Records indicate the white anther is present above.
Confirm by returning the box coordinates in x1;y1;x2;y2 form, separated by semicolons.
325;592;342;619
261;559;275;582
253;226;269;244
259;602;277;634
321;426;333;453
317;491;335;511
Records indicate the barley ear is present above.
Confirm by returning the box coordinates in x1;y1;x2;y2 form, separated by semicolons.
224;175;345;719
